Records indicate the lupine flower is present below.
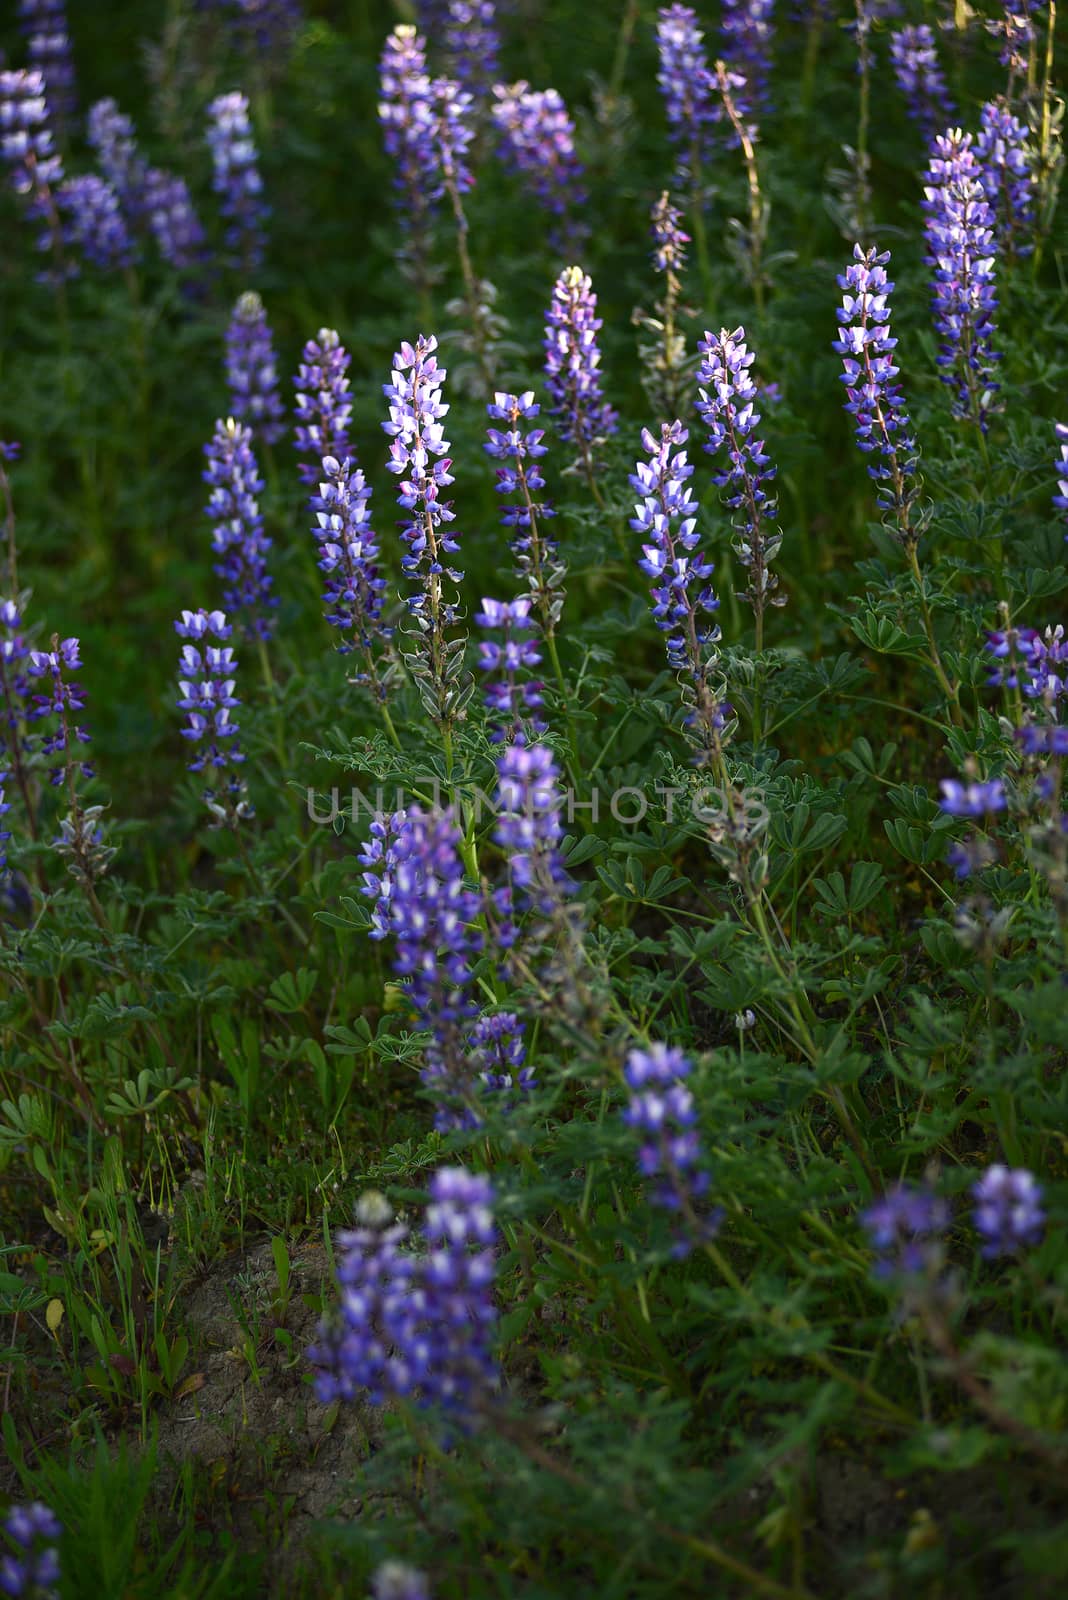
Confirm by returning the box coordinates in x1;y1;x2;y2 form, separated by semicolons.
494;741;570;916
1055;423;1068;531
17;0;76;131
922;129;1001;432
369;1562;432;1600
26;637;91;789
0;68;66;269
720;0;775;121
87;98;149;223
972;1165;1045;1257
142;167;207;275
631;421;725;754
938;778;1008;816
382;336;465;729
58;174;135;270
621;1044;718;1255
833;244;920;541
889;24;953;138
976;98;1035;259
636;192;692;423
313;455;389;681
361;805;482;1117
861;1182;949;1279
358;809;411;940
986;6;1035;76
651;190;689;278
427;75;476;200
696;327;782;631
207;90;267;270
544;265;618;480
491;81;586;237
474;596;545;739
225;291;285;445
0;1501;61;1600
293;329;353;489
174;608;252;825
484;391;562;635
0;599;32;867
443;1;501;95
1023;625;1068;704
378;25;438;260
467;1011;535;1102
203;418;275;639
655;5;715;187
310;1169;498;1419
946;834;999;881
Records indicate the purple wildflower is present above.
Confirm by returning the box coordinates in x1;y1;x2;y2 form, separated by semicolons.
0;1501;61;1600
655;5;715;187
378;25;438;264
0;599;32;867
17;0;76;131
86;98;149;223
0;68;66;270
369;1562;432;1600
382;336;465;730
972;1165;1045;1257
26;636;91;788
862;1182;949;1279
207;90;267;270
143;167;207;275
1023;625;1068;704
1055;423;1068;531
947;834;999;880
696;327;782;631
358;809;411;940
474;596;545;740
494;741;571;917
622;1044;718;1255
293;329;353;489
467;1011;534;1102
889;24;953;138
544;265;618;479
226;291;285;445
174;608;252;824
720;0;775;121
427;74;476;200
833;244;920;541
58;173;135;270
491;81;586;237
631;421;725;755
922;129;1001;432
651;190;689;277
638;192;692;422
443;1;501;96
313;455;389;681
484;391;562;635
203;417;275;640
938;778;1007;816
976;98;1035;260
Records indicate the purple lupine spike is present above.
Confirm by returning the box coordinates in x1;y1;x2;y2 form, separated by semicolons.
651;190;689;277
621;1044;719;1255
58;174;135;271
207;90;267;270
922;129;1001;433
359;805;482;1123
382;335;466;731
938;778;1007;816
427;74;476;199
833;244;920;542
86;98;149;224
358;809;411;940
696;327;783;631
720;0;775;121
474;596;545;740
491;81;586;238
986;5;1036;77
293;329;353;489
861;1182;949;1280
889;24;954;138
1055;423;1068;533
203;418;276;639
0;596;33;868
0;68;66;272
0;1501;61;1600
174;607;253;825
226;291;285;445
378;24;439;260
638;192;692;423
630;420;726;754
655;5;715;187
17;0;76;132
543;265;618;481
443;1;501;96
494;740;571;918
467;1011;534;1103
313;455;389;681
972;1164;1045;1258
369;1562;432;1600
976;98;1035;260
27;636;114;886
142;167;207;275
484;391;562;636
